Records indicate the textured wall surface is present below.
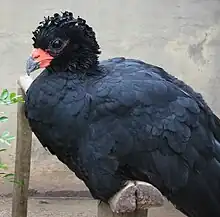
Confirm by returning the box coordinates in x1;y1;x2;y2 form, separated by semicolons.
0;1;219;208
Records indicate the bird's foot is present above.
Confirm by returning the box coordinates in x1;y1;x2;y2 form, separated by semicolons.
108;181;164;213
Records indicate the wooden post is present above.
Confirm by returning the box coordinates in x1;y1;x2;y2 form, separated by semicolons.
12;76;33;217
98;181;164;217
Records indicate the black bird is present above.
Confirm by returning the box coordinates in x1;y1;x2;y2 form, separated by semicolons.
25;11;220;217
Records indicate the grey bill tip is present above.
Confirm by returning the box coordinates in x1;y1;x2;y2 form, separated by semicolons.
26;56;40;75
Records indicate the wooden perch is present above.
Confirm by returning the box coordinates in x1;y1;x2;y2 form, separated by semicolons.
17;75;34;93
12;75;33;217
98;181;164;217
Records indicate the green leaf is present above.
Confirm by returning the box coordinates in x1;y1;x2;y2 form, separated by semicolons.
13;95;25;103
0;138;11;146
0;116;8;122
6;136;15;142
6;136;15;143
9;95;25;104
0;149;7;152
15;180;24;185
0;131;15;146
2;173;23;185
1;131;9;138
0;89;9;100
9;92;16;100
0;163;8;169
8;178;24;186
3;173;14;178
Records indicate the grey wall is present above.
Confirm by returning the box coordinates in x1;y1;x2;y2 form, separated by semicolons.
0;0;219;204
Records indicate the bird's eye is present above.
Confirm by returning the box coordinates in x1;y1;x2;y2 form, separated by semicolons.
52;39;63;49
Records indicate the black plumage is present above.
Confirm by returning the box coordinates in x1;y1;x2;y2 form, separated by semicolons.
25;11;220;217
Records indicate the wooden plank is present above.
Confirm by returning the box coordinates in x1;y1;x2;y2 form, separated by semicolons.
11;80;33;217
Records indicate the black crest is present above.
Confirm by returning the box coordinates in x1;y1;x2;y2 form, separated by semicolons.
32;11;98;49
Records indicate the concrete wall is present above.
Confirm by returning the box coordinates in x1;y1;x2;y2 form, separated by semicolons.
0;0;219;199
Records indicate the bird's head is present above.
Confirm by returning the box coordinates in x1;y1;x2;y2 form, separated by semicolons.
26;11;101;75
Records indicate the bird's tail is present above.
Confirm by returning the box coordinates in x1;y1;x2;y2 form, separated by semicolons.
172;114;220;217
171;157;220;217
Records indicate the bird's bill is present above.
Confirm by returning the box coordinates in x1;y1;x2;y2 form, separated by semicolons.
26;48;54;75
